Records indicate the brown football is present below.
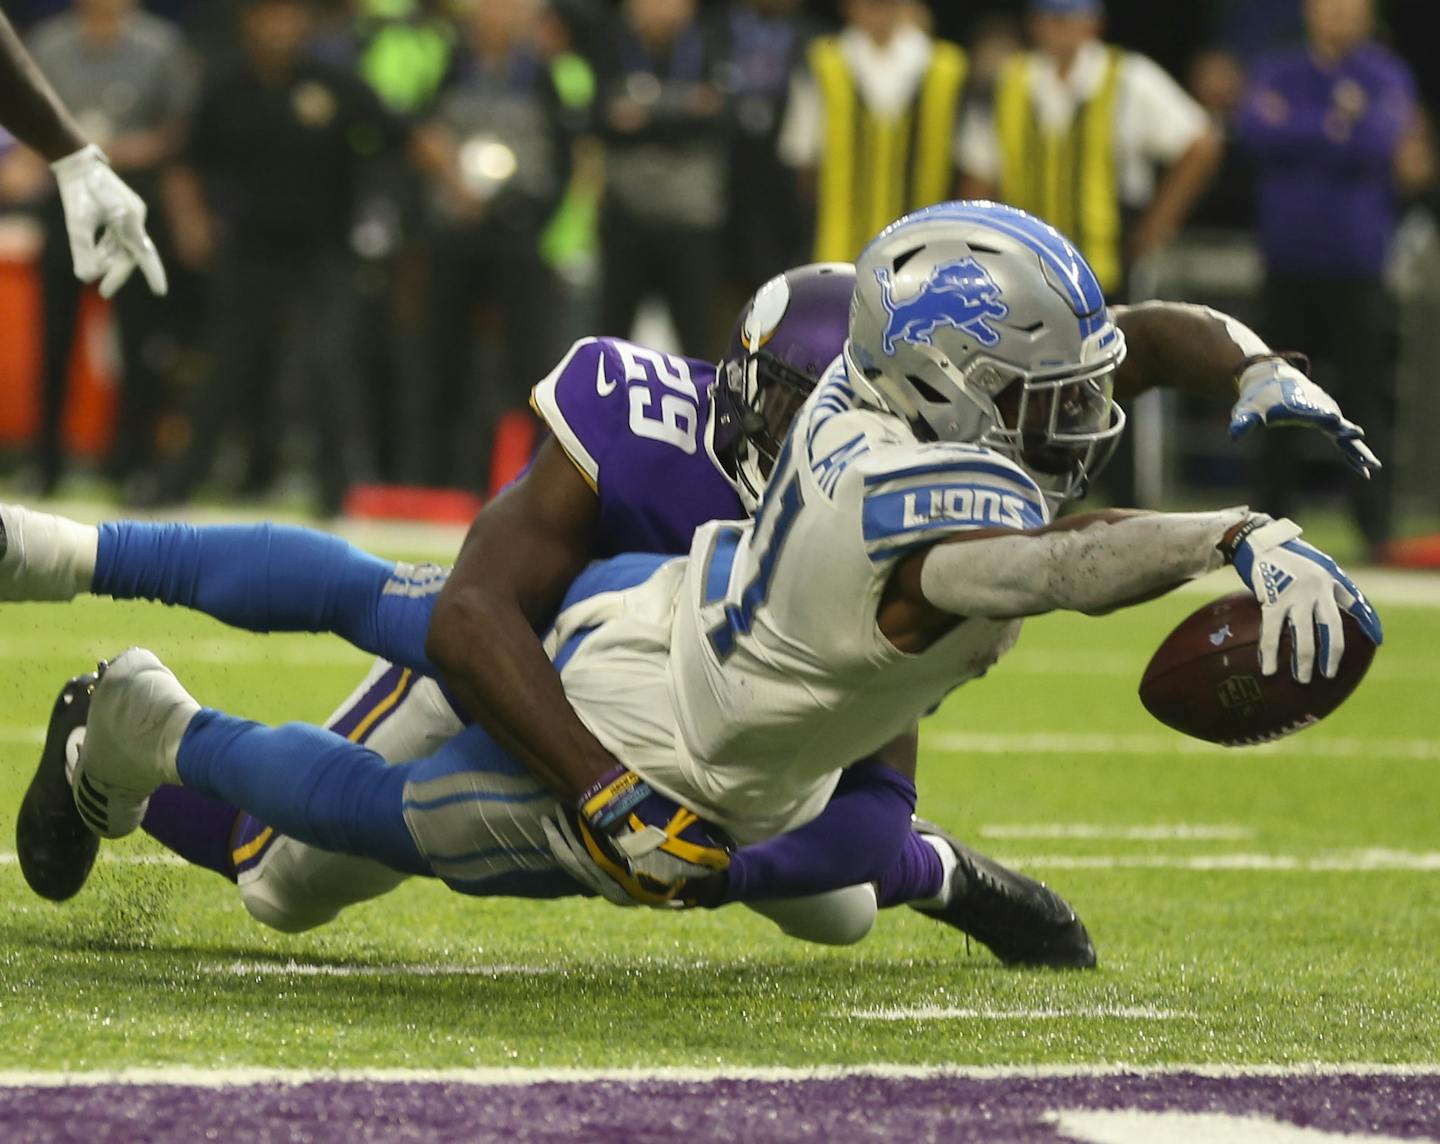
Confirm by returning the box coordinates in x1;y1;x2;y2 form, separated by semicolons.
1138;591;1376;746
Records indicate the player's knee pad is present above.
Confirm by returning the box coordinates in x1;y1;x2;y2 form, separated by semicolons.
746;884;878;946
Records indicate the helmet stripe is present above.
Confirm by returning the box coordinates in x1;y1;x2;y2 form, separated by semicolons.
864;203;1109;338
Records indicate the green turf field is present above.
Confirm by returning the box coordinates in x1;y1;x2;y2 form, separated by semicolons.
2;570;1438;1073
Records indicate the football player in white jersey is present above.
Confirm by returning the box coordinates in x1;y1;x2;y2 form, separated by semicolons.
5;203;1382;954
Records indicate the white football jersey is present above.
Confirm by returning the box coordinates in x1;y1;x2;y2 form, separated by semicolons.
554;362;1052;843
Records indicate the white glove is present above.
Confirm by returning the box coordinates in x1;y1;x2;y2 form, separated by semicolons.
1229;355;1380;477
50;144;168;299
1224;515;1383;683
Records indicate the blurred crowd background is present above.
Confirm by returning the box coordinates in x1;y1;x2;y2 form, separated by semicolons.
0;0;1437;561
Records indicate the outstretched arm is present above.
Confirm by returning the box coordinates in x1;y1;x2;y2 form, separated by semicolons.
887;507;1381;683
0;13;84;160
1113;301;1379;475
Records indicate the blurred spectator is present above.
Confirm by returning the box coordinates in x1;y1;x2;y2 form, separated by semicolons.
966;12;1024;106
1237;0;1423;560
159;0;408;517
1186;46;1255;231
331;0;458;484
777;0;967;263
351;0;454;116
959;0;1220;298
720;0;817;298
24;0;194;497
595;0;729;358
414;0;576;490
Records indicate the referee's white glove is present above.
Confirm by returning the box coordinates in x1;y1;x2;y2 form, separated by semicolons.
51;144;168;299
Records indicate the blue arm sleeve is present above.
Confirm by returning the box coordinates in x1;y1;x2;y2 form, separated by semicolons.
719;760;917;904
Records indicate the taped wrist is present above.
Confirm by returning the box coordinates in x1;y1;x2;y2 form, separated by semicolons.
1234;352;1312;394
919;508;1251;619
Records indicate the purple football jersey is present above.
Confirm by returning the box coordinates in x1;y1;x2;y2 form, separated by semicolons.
530;337;745;555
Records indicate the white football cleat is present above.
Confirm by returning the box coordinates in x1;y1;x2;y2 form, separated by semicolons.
0;503;99;601
72;648;200;840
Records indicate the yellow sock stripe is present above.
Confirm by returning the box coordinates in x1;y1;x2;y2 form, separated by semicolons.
347;668;414;744
231;825;275;867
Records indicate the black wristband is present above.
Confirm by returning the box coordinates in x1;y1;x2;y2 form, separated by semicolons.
1218;515;1268;563
1234;351;1311;388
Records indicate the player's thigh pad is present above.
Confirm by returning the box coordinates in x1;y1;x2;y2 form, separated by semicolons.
745;885;879;947
402;724;576;898
237;658;465;931
323;658;464;760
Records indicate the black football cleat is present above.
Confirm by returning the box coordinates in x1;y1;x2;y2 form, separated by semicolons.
910;818;1097;969
16;670;102;901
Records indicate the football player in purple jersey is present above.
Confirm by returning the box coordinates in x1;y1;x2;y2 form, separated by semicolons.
3;245;1378;965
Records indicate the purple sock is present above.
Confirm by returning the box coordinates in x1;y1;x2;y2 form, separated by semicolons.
141;785;241;882
874;831;944;908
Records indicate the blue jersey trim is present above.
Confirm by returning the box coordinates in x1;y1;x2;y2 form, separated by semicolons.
702;526;743;605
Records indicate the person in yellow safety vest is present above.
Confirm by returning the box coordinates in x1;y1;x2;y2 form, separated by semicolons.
958;0;1221;299
777;0;967;263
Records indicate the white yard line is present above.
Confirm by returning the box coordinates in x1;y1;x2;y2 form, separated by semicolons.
1;1063;1439;1088
845;1005;1191;1021
980;824;1256;841
207;959;549;979
0;637;367;667
0;852;185;866
5;848;1439;874
931;731;1440;761
1001;849;1440;872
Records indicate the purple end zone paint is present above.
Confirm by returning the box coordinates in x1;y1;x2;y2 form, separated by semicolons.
3;1072;1439;1144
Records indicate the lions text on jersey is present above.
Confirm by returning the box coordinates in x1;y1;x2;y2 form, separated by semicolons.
550;360;1052;844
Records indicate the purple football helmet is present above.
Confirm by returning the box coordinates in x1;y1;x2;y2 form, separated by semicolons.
714;262;856;511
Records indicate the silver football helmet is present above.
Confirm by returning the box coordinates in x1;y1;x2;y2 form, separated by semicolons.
846;201;1126;507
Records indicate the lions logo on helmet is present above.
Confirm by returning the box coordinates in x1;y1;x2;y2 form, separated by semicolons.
876;258;1009;355
846;201;1127;508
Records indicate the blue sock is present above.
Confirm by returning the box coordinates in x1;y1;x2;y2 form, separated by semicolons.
874;831;944;908
93;521;439;673
176;708;430;876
